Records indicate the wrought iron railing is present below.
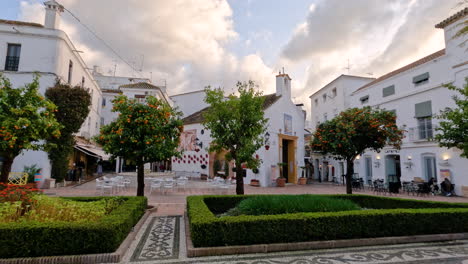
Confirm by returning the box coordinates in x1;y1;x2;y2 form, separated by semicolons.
4;56;20;71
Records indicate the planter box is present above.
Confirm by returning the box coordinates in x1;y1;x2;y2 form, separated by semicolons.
250;180;260;187
298;178;307;185
276;178;286;187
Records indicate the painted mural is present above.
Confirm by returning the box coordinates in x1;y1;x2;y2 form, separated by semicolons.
178;129;197;151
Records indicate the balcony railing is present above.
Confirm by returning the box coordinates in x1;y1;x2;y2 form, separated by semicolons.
4;56;20;71
408;124;438;142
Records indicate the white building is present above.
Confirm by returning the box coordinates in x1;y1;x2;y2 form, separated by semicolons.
310;8;468;196
309;75;374;181
172;73;306;187
0;0;102;180
170;90;209;117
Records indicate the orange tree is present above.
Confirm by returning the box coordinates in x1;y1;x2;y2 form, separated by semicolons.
0;75;62;183
310;107;404;194
95;95;183;196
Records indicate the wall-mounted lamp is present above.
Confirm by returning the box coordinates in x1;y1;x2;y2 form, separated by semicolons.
439;155;450;166
264;132;270;150
404;156;413;169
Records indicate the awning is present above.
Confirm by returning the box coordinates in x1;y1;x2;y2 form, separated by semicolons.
74;143;111;160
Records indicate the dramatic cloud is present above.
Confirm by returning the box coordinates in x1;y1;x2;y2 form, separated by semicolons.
19;0;275;95
280;0;461;119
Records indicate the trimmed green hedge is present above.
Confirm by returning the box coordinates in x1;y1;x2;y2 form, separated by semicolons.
0;196;147;258
187;194;468;247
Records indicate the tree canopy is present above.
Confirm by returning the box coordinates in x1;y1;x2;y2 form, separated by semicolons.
0;75;62;183
435;79;468;158
95;95;183;196
310;107;404;194
203;81;268;195
45;81;91;181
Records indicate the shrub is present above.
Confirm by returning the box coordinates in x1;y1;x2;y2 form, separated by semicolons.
0;196;147;258
225;195;360;216
187;194;468;247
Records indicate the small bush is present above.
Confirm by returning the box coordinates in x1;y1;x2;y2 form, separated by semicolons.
0;196;147;258
187;194;468;247
225;195;361;216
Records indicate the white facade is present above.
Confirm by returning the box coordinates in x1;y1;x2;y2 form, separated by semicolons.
0;2;101;179
172;73;306;187
170;90;208;117
309;75;374;131
309;9;468;195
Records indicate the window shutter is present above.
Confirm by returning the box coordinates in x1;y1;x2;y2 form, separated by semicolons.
415;101;432;118
412;72;429;83
360;95;369;103
382;85;395;97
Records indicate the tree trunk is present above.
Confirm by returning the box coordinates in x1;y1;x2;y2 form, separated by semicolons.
235;162;244;195
136;160;145;196
346;159;354;194
0;156;14;183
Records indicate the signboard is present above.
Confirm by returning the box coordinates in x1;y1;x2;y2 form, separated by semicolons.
384;149;400;154
284;114;292;135
439;169;451;181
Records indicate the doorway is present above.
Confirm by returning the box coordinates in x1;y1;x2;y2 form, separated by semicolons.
322;161;329;181
385;155;401;183
423;155;437;181
279;134;297;184
365;156;373;185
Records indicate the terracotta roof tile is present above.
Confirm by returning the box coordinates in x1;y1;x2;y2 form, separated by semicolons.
119;82;163;90
183;93;281;125
0;19;43;28
353;49;446;94
435;7;468;29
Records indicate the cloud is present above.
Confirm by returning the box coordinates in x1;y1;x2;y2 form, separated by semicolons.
280;0;460;117
19;0;276;95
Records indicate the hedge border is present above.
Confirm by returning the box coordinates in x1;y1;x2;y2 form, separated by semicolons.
0;196;147;258
187;194;468;247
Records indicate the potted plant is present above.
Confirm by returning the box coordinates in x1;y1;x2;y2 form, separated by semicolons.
276;162;287;187
298;166;307;185
250;168;260;187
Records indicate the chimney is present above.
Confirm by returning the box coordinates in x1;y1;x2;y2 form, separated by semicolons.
44;0;64;29
275;72;292;98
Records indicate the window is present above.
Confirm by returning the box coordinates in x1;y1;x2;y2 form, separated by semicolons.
314;98;318;106
413;72;429;86
418;117;433;139
360;95;369;104
67;60;73;84
102;98;106;107
415;101;433;140
332;88;337;98
5;44;21;71
135;94;146;103
322;94;327;102
100;117;105;126
382;85;395;97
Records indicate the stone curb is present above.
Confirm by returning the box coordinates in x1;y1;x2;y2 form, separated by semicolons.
184;215;468;257
0;206;157;264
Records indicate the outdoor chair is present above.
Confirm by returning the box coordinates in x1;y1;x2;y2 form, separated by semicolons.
162;179;174;194
101;180;113;195
149;179;162;195
95;178;103;193
176;177;187;191
112;178;125;193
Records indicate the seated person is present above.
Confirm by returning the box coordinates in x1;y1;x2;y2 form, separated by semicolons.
428;177;439;195
441;178;454;196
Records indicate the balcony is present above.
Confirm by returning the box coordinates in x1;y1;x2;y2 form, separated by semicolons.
408;124;438;142
4;56;20;71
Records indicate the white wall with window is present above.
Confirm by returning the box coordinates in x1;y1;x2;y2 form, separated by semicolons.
350;9;468;195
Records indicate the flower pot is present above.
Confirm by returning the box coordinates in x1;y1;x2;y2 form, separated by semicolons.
298;177;307;185
276;177;286;187
250;179;260;187
200;174;207;181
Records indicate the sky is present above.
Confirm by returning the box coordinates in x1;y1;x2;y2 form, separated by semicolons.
1;0;466;121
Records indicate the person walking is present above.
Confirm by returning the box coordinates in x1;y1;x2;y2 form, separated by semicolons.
97;158;103;177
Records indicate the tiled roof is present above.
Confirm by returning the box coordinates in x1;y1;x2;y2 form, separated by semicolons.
353;49;446;94
119;82;163;90
0;19;43;28
435;7;468;28
183;93;281;125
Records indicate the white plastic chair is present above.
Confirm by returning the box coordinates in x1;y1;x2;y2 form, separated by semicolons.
101;180;113;195
162;179;174;194
176;177;187;191
149;179;162;195
95;178;103;193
